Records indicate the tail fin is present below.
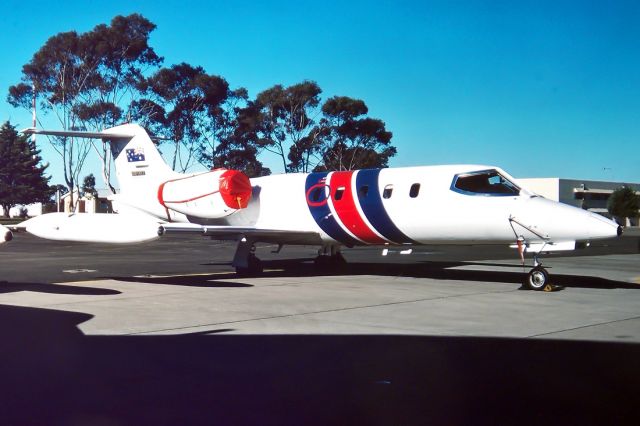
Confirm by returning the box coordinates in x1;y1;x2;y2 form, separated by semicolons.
103;123;178;198
23;123;179;215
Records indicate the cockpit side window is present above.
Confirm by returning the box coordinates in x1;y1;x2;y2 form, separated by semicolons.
451;170;520;196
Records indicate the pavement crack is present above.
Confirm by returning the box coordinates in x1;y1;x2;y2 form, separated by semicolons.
527;315;640;338
125;288;518;335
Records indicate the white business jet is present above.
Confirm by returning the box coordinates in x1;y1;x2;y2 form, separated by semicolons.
17;124;621;290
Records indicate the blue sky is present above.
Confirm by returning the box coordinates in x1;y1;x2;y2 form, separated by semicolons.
1;0;638;185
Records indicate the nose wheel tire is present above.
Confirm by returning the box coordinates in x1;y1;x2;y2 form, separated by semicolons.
526;266;549;291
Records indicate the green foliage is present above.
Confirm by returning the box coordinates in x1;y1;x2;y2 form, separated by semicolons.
7;14;162;196
82;174;97;197
233;84;396;173
133;63;250;173
7;13;396;182
607;186;640;220
318;97;394;171
50;184;69;198
0;122;51;217
8;13;161;128
230;81;323;173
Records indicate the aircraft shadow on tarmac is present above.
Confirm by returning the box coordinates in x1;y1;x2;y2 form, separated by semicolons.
0;302;638;425
0;280;121;295
117;259;639;291
110;275;254;287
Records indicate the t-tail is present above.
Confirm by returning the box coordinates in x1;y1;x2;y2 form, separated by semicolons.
23;123;180;218
22;123;253;223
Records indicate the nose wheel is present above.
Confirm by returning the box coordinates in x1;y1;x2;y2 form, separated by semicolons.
526;265;549;291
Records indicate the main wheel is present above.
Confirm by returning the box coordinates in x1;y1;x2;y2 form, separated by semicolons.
314;253;347;269
235;255;263;276
526;266;549;291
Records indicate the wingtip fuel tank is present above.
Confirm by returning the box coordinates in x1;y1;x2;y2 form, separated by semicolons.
1;224;12;243
19;213;160;244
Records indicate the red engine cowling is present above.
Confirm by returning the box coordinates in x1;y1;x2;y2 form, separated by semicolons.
158;169;252;219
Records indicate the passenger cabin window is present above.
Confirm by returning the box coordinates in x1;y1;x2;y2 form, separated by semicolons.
358;185;369;198
452;170;520;196
409;183;420;198
382;184;394;199
334;187;345;201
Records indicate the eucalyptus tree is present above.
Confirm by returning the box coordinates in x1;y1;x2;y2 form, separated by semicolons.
318;96;395;171
7;14;162;199
234;84;396;173
234;81;323;173
133;63;265;174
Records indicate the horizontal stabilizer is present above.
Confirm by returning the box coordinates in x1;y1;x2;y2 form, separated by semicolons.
21;128;134;139
19;213;161;244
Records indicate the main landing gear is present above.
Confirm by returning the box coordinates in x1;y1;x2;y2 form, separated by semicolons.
231;241;346;276
314;245;347;269
232;238;263;276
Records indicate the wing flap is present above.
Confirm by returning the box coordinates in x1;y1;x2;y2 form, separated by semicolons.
159;223;322;245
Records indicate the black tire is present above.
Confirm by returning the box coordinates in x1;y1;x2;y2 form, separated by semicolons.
236;255;263;276
526;266;549;291
314;254;347;269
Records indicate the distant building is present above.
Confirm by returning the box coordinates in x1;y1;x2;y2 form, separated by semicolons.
8;189;114;218
58;189;114;214
518;178;640;226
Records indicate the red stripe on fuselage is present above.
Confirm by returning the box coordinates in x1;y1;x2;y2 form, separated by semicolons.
330;171;387;244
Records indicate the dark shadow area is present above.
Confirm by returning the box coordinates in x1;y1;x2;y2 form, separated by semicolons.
176;259;639;291
2;233;637;285
200;261;234;266
200;258;317;268
0;303;91;341
181;328;236;335
0;281;121;295
0;303;638;425
110;275;253;288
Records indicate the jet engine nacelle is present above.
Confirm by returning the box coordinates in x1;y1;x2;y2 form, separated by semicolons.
1;224;12;243
158;169;252;219
20;212;160;244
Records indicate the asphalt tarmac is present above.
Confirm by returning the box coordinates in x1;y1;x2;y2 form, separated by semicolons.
0;231;639;425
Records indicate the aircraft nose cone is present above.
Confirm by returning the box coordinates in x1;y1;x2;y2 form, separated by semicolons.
515;197;620;242
585;211;620;240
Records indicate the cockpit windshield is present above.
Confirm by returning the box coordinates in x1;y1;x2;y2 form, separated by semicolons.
451;169;521;196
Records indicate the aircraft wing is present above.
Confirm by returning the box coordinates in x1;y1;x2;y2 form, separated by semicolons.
159;223;322;245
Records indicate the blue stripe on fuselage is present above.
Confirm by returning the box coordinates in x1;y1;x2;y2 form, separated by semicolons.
355;169;416;244
305;172;359;246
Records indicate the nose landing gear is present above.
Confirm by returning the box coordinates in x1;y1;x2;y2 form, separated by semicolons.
526;265;550;290
521;246;561;292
